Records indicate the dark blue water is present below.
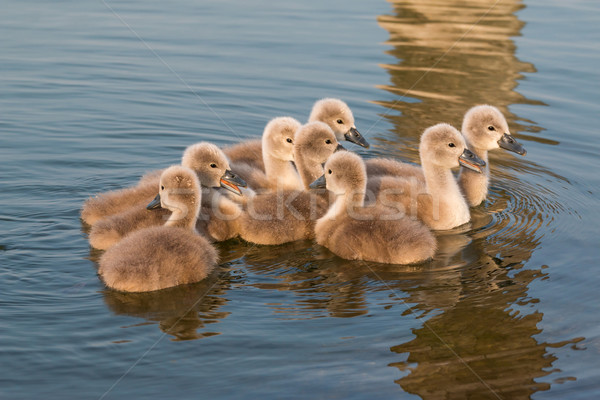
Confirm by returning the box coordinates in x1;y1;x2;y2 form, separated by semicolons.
1;0;599;398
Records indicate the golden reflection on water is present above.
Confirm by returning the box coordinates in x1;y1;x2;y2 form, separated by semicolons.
371;0;581;397
386;241;584;398
102;274;231;341
371;0;552;164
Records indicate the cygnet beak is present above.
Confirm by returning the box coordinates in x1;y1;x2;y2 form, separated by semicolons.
220;169;246;196
146;193;162;210
459;149;486;173
344;127;370;148
498;133;526;155
309;175;327;189
335;143;346;152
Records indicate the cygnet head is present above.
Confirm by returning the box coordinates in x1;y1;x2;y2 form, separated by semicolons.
420;123;486;173
146;166;201;224
462;105;526;155
308;98;369;148
262;117;302;162
294;121;341;165
181;142;246;196
310;151;366;196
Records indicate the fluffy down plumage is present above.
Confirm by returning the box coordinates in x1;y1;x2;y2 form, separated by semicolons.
99;226;217;292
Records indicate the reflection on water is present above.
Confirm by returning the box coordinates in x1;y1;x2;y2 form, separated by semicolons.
228;211;583;397
389;241;583;398
373;0;549;163
102;273;231;341
241;241;373;319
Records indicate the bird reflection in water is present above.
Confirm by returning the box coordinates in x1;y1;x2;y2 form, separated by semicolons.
102;273;231;341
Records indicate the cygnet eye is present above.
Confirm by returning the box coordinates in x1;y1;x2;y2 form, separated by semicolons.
325;139;332;144
286;138;293;143
328;169;332;174
160;185;165;190
448;143;456;148
210;163;217;168
336;119;343;124
487;126;495;131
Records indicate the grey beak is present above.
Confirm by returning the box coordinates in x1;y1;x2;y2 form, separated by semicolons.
335;143;346;152
219;169;247;196
221;169;247;187
309;175;327;189
146;193;162;210
344;127;370;148
459;149;486;173
498;133;526;155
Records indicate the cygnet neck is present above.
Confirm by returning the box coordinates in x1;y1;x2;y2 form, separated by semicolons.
323;181;366;221
264;154;302;190
165;195;200;230
458;141;490;206
422;161;469;218
200;186;220;206
295;151;324;190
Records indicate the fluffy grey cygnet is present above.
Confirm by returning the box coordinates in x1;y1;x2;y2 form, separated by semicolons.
89;142;244;249
98;166;218;293
311;151;436;264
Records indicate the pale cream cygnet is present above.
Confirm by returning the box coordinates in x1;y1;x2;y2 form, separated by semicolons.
230;117;303;194
308;98;369;148
368;123;486;230
458;105;526;206
365;105;526;209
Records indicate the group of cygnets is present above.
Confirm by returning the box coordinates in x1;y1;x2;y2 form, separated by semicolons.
81;98;526;293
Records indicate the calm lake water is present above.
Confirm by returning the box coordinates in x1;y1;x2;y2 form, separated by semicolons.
1;0;599;398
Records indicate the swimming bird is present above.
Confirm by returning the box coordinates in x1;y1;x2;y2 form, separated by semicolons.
223;98;369;172
365;106;526;208
294;121;345;189
310;151;436;264
179;142;245;242
230;117;303;194
308;98;369;148
236;122;338;245
367;123;486;230
458;105;526;206
88;142;245;249
98;165;218;293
